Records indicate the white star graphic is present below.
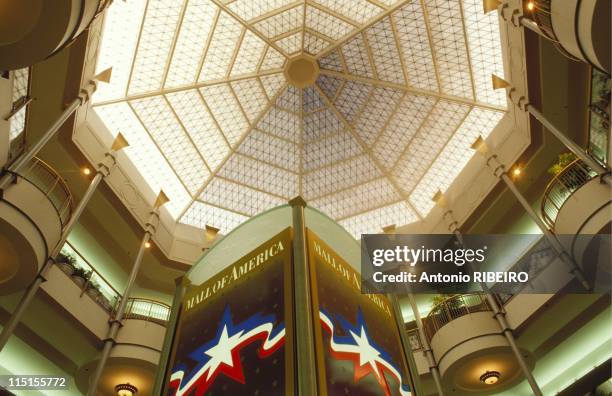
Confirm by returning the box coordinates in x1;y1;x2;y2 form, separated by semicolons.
203;325;244;380
350;325;382;377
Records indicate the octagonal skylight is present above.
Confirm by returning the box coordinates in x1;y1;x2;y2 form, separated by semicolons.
91;0;507;237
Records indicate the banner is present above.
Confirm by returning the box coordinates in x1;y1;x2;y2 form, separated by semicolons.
162;228;293;396
307;230;415;396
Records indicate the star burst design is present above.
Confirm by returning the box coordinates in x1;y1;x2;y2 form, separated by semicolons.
169;307;285;396
320;308;411;396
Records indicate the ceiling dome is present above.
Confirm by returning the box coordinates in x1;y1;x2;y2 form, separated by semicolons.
91;0;507;237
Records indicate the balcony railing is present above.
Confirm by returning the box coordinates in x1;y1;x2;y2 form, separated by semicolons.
10;157;73;227
424;293;491;342
57;242;171;326
118;298;171;326
587;68;610;167
541;159;598;229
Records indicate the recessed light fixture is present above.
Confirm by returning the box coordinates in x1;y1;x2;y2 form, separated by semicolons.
82;167;91;176
480;370;501;385
526;1;535;11
145;241;152;249
115;383;138;396
512;167;522;177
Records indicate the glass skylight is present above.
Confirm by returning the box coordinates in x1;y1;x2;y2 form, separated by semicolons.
91;0;507;237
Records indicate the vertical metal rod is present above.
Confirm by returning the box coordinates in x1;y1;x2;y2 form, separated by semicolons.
388;294;424;396
87;218;155;396
446;215;543;396
0;163;109;352
526;105;611;185
0;99;81;191
407;294;445;396
289;197;317;396
497;171;590;290
152;276;190;395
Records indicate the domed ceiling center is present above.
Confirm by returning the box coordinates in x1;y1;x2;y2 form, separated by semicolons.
285;56;319;88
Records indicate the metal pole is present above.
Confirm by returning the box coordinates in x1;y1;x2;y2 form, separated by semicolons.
388;294;424;396
0;151;119;352
526;105;611;185
289;196;317;396
442;211;543;396
0;82;95;191
406;294;445;396
86;211;157;396
485;155;591;290
152;276;190;395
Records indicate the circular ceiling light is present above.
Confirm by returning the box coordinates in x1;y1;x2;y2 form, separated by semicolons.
115;383;138;396
480;370;501;385
284;55;320;88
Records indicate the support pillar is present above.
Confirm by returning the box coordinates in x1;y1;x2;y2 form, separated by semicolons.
86;191;168;396
434;195;543;396
0;134;128;352
289;196;318;396
471;136;591;290
406;294;445;396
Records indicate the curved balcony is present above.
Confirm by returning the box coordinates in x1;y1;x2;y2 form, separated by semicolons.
117;298;171;327
423;293;534;392
0;157;73;294
424;293;492;342
541;159;598;230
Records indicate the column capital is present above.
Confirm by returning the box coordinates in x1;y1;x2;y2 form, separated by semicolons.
288;196;307;208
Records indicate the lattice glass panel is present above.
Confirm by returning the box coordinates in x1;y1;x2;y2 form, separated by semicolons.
275;32;302;56
200;84;249;146
339;202;419;238
374;95;437;169
317;50;344;72
312;0;382;24
365;17;405;84
305;6;354;40
200;177;285;216
304;33;330;56
392;100;470;193
165;0;218;88
303;130;362;171
166;90;230;171
425;0;473;99
341;34;374;79
303;108;344;141
180;201;248;231
333;80;372;122
316;74;343;100
93;0;147;102
462;0;506;106
410;108;504;215
311;178;400;220
253;4;303;38
257;106;300;142
276;86;301;113
353;87;403;146
198;12;242;81
231;30;267;76
259;73;287;99
94;103;191;217
303;154;381;199
231;78;269;123
9;68;29;139
127;0;183;95
303;86;325;113
228;0;297;21
393;3;438;92
259;47;286;71
218;154;298;198
238;129;299;172
130;97;209;195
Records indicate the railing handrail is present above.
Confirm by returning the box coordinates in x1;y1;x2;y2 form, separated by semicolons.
61;241;121;297
540;159;598;229
424;293;491;341
9;156;74;227
119;297;171;326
